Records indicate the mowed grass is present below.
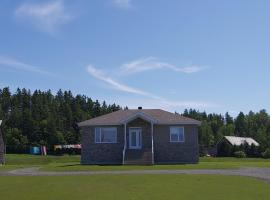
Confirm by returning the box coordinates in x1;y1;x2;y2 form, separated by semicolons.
0;174;269;200
5;154;80;165
44;157;270;171
0;154;79;171
1;155;270;200
1;154;270;171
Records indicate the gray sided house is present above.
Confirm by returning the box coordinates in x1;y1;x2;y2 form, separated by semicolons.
78;109;201;165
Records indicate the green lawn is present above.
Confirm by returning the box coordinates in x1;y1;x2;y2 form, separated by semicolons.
0;174;269;200
0;154;80;171
43;157;270;171
1;155;270;200
1;154;270;172
5;154;80;165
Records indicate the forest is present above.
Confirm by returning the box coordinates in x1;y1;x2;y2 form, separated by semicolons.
0;87;270;156
0;87;122;153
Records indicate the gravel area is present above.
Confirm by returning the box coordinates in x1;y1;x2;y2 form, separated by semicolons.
1;167;270;183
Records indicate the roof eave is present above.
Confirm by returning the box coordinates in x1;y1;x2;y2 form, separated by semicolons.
78;122;201;127
120;112;158;124
78;123;122;127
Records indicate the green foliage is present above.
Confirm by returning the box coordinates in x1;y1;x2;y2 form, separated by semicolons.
0;87;122;151
199;121;214;148
262;148;270;158
233;151;246;158
183;109;270;156
2;87;270;156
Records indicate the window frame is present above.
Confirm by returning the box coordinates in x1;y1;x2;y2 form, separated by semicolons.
94;127;117;144
170;126;185;143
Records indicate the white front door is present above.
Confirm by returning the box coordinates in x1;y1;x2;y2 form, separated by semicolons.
129;128;142;149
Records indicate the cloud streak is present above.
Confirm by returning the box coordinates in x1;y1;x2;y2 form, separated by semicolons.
120;57;205;75
14;1;72;35
86;65;216;109
0;56;54;76
112;0;132;9
87;65;151;96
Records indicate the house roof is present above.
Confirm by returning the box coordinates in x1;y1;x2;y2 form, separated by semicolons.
78;109;201;127
224;136;259;146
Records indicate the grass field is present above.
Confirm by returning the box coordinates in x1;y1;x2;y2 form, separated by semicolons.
1;154;270;171
1;154;270;200
0;174;269;200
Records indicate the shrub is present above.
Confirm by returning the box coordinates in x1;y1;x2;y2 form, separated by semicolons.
233;151;246;158
262;148;270;159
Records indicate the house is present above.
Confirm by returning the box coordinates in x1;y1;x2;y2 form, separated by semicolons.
78;108;201;165
0;120;4;165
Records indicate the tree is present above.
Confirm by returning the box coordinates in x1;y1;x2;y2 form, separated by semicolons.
0;87;122;152
199;121;214;148
225;112;233;125
235;112;247;136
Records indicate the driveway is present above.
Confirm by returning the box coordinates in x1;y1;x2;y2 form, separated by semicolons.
1;167;270;182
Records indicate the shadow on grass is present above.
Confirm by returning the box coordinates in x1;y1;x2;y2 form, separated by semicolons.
55;164;81;168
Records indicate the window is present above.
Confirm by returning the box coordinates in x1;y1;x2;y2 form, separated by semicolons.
95;127;117;143
170;127;185;142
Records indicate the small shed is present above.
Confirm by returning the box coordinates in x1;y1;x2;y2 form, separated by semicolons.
0;120;4;164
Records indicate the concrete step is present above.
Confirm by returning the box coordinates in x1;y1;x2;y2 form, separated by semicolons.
124;149;153;165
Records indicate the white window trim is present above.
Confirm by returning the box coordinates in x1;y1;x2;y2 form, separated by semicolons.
170;126;185;143
95;127;117;144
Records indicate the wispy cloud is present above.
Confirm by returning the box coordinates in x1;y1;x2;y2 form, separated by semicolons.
14;1;73;35
86;65;216;109
112;0;132;9
0;56;54;76
120;57;205;75
87;65;150;96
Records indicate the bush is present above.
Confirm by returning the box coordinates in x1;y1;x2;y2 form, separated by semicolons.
233;151;246;158
262;148;270;159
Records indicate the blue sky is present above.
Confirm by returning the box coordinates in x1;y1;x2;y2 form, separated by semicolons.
0;0;270;116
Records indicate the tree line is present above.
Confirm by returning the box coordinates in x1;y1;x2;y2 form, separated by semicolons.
1;87;270;155
0;87;122;152
182;109;270;156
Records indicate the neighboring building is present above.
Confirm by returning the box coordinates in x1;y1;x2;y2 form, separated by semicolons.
217;136;260;157
78;108;201;165
222;136;259;147
0;120;4;165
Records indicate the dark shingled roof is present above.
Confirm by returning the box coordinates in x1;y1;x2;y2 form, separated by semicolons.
78;109;201;127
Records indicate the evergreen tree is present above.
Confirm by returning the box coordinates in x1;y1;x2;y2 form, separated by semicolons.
0;87;122;150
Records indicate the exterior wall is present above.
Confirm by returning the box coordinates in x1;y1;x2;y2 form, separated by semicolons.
81;125;124;165
80;120;199;165
153;125;199;164
126;118;151;150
